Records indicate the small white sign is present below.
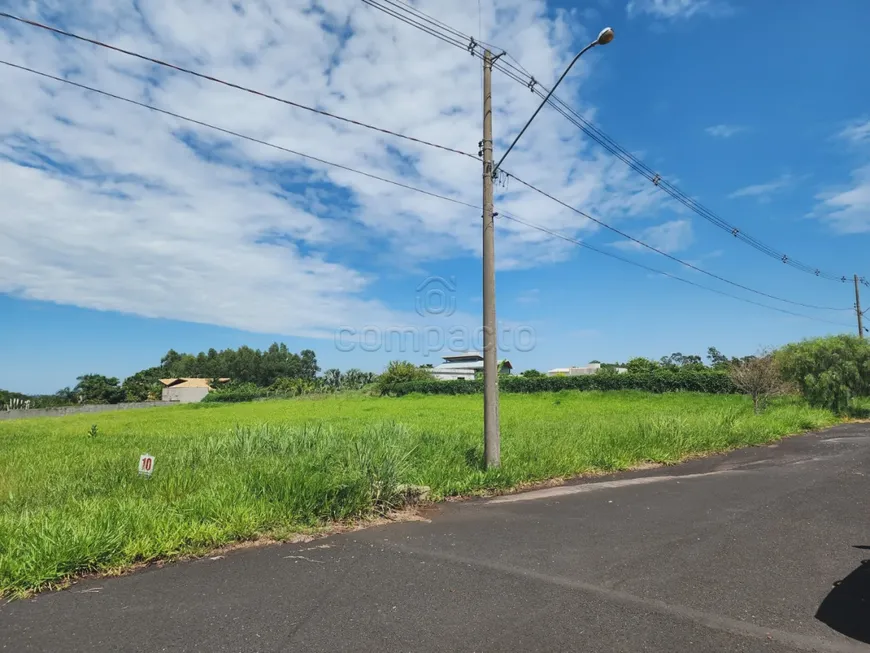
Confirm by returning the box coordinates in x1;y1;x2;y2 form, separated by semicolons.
138;453;155;476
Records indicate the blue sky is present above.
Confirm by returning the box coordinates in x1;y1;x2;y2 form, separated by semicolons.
1;0;869;394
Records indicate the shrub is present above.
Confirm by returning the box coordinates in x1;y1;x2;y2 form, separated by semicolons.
375;361;433;392
777;335;870;413
727;349;790;414
380;369;737;397
268;377;318;397
202;381;265;403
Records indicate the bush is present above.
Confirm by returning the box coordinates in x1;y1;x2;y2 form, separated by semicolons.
268;377;318;397
375;361;433;392
727;349;790;414
202;381;266;403
379;369;737;397
777;335;870;413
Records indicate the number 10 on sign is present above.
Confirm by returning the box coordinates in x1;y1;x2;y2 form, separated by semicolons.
138;454;155;476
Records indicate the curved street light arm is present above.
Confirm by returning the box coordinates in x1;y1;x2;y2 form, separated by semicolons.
492;38;598;176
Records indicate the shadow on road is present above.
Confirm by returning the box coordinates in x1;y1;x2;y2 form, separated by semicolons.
815;548;870;644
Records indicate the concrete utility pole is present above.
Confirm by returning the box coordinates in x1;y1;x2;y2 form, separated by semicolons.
482;49;500;469
478;29;614;469
855;274;864;340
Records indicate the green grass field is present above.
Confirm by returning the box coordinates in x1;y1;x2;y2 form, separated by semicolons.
0;391;841;596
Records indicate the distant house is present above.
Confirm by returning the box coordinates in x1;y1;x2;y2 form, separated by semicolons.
431;352;512;381
546;363;627;377
159;378;230;403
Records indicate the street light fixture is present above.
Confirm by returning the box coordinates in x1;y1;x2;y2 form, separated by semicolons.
492;27;615;176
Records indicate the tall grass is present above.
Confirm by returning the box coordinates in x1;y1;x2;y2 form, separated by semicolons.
0;391;838;596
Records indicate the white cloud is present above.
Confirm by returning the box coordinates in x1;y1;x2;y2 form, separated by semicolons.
812;165;870;234
626;0;732;20
705;124;745;138
837;118;870;145
728;174;792;201
613;219;693;254
0;0;667;338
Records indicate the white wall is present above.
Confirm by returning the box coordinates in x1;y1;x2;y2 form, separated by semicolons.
432;372;476;381
162;387;210;403
0;401;173;421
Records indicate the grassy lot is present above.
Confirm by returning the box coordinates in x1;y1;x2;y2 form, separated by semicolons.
0;391;841;596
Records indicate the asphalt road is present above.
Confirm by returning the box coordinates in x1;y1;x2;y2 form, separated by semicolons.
2;423;869;652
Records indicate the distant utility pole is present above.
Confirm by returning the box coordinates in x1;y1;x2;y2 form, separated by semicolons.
481;49;500;469
855;274;864;340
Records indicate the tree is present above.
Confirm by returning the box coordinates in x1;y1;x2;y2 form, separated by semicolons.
74;374;125;404
777;335;870;413
155;343;319;387
521;369;544;378
54;387;80;405
342;369;373;390
707;347;730;370
625;357;659;374
299;350;319;380
728;349;790;414
322;368;342;391
122;369;163;402
160;349;182;368
661;352;704;370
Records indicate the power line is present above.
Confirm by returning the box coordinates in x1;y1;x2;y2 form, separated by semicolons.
360;0;470;51
3;58;851;329
356;1;860;284
497;212;854;329
0;60;479;211
501;171;852;311
0;11;479;161
496;67;849;281
367;0;503;52
511;80;846;280
367;0;470;42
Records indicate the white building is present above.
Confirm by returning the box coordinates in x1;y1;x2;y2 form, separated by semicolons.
546;363;627;376
431;352;512;381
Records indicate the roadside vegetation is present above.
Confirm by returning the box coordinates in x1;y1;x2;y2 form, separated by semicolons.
2;334;869;597
0;391;841;597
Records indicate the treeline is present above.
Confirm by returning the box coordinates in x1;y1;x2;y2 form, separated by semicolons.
381;370;737;397
121;344;321;402
514;348;755;380
1;343;324;408
159;345;319;385
202;369;376;403
374;351;744;396
380;336;870;417
9;338;868;414
586;347;752;373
